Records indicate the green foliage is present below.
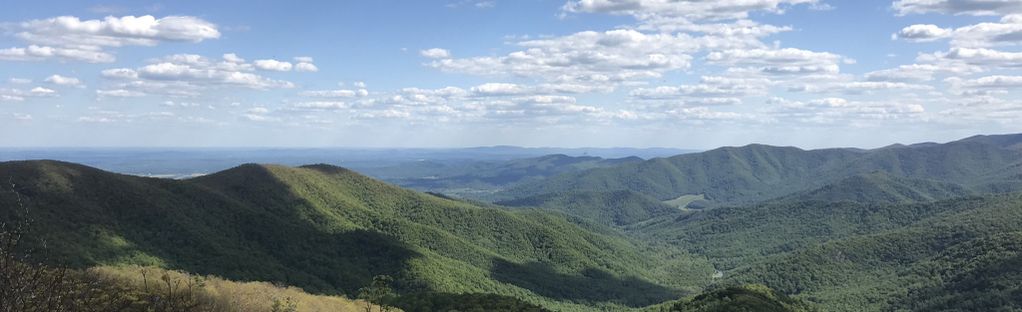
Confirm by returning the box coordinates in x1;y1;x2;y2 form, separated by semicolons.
0;160;708;311
781;171;973;204
372;154;643;200
502;134;1022;205
393;292;550;312
496;190;677;226
665;284;817;312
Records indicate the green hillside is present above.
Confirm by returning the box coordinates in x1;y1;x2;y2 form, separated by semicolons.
371;154;644;199
0;160;712;311
495;190;677;226
637;192;1022;311
780;171;973;204
661;284;817;312
501;134;1022;206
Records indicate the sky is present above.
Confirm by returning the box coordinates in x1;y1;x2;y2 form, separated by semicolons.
2;0;1022;149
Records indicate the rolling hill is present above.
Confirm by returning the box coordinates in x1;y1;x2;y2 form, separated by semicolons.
500;134;1022;206
0;160;713;311
495;190;677;227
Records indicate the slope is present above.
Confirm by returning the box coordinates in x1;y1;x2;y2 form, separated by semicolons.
501;134;1022;207
778;171;973;204
495;190;678;227
0;160;713;310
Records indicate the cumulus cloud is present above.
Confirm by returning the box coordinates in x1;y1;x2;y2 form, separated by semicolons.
96;89;145;97
706;47;847;76
630;76;769;100
562;0;819;21
300;88;369;98
430;29;698;87
96;53;298;98
420;48;451;59
223;53;245;63
0;45;114;63
767;97;926;124
45;74;82;86
920;47;1022;68
30;87;57;96
295;62;319;72
253;59;293;71
894;24;952;41
3;15;219;63
893;0;1022;16
897;15;1022;48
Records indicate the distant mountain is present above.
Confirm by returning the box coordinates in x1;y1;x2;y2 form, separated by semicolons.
375;154;646;199
779;171;973;204
0;160;711;310
495;190;676;227
501;134;1022;206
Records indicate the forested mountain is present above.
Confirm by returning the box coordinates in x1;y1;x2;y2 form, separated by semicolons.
495;190;677;226
3;133;1022;311
0;160;711;311
632;192;1022;311
501;134;1022;206
777;172;973;204
366;154;645;199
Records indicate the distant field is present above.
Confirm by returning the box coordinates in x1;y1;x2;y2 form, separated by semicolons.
663;194;706;209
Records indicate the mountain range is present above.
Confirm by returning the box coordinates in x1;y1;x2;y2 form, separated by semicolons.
3;133;1022;311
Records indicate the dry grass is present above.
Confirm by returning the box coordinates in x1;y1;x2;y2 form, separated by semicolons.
89;265;390;312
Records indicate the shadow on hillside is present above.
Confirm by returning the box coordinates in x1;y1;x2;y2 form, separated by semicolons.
489;258;679;307
0;162;423;297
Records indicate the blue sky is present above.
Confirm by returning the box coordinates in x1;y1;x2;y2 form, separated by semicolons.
2;0;1021;149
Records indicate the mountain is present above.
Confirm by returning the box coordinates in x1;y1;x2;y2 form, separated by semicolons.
660;284;817;312
778;171;973;204
495;190;677;227
0;160;713;311
500;134;1022;206
368;154;645;199
633;191;1022;311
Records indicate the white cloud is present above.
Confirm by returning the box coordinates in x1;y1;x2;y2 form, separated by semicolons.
864;64;979;82
30;87;56;96
101;68;140;79
431;29;696;87
253;59;293;71
899;16;1022;48
893;0;1022;16
948;75;1022;89
97;54;297;98
11;113;32;121
894;24;952;41
920;47;1022;68
96;89;145;97
420;48;451;59
470;83;528;96
223;53;245;63
562;0;819;21
8;78;32;84
45;74;82;86
300;88;369;98
295;62;319;72
630;76;769;99
706;47;846;76
4;15;219;63
0;45;114;63
294;56;314;63
291;101;350;110
18;15;220;46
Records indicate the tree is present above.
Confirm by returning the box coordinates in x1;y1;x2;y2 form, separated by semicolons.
357;275;394;312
